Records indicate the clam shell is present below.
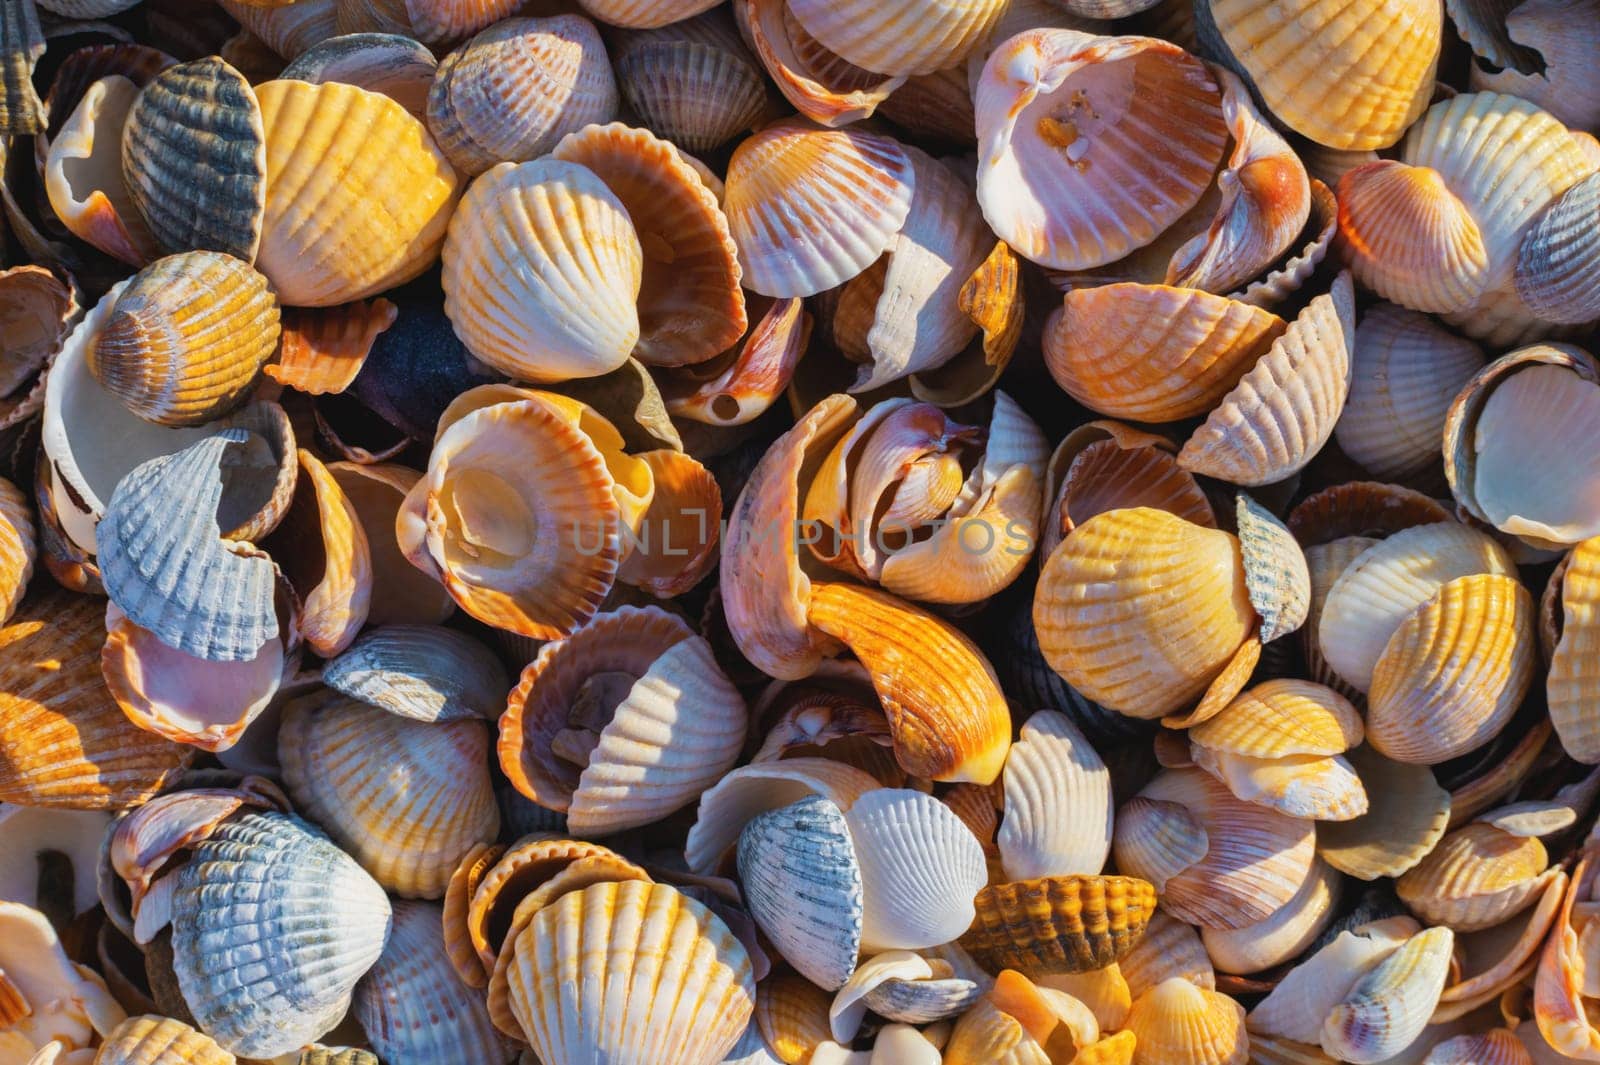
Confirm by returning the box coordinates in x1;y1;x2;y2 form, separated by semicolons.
1317;745;1451;880
220;0;338;60
832;950;985;1038
1208;0;1439;149
280;696;498;898
0;803;107;913
1422;1030;1536;1065
1190;680;1363;759
255;78;459;307
1514;172;1600;327
1397;822;1555;932
612;14;765;151
1233;176;1339;309
323;625;504;723
785;0;1003;75
1434;868;1565;1022
43;75;159;265
121;57;265;262
614;449;722;597
725;121;914;298
1034;508;1255;719
0;263;75;424
425;15;617;177
1043;284;1286;423
1120;912;1217;999
1125;977;1248;1065
278;32;437;118
736;795;862;991
267;298;395;397
326;463;455;627
1189;747;1367;821
997;709;1113;881
1288;481;1453;546
757;968;831;1064
352;901;513;1065
1551;536;1600;762
734;0;903;128
90;251;278;426
93;1014;233;1065
1234;495;1312;642
1335;161;1489;313
1323;926;1454;1064
686;758;880;874
170;812;392;1058
1367;573;1535;765
961;874;1158;976
551;122;745;368
1246;917;1418;1044
440;158;640;382
974;30;1228;271
505;881;754;1065
909;239;1026;407
0;0;44;135
1201;858;1341;975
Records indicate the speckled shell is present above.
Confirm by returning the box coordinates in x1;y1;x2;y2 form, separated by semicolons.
1233;497;1313;643
170;812;392;1058
255;78;460;307
89;252;277;426
440;158;640;382
1316;745;1451;879
44;75;160;266
425;15;617;177
612;12;765;151
93;1014;234;1065
504;880;755;1065
960;875;1158;976
1125;977;1247;1065
121;57;265;263
1514;172;1600;327
322;625;504;724
998;709;1113;881
279;33;437;117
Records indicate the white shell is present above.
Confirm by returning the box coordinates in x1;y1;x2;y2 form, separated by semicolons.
1200;857;1342;974
686;759;881;874
1246;918;1418;1044
997;709;1113;880
1322;925;1454;1064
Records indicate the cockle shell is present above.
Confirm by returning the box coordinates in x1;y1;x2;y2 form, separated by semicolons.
611;11;766;151
440;158;641;383
1246;917;1419;1045
91;1015;233;1065
1238;496;1312;644
0;264;74;429
280;696;499;898
326;464;456;627
960;874;1158;976
0;477;33;627
830;949;986;1040
724;121;914;299
997;709;1113;881
974;30;1228;272
120;57;265;263
1514;172;1600;328
0;0;43;136
1397;821;1557;932
0;901;125;1063
574;0;721;28
278;33;437;118
260;449;371;657
1551;535;1600;762
757;968;831;1064
1422;1030;1535;1065
785;0;1005;76
1316;745;1451;880
1126;977;1248;1065
322;625;505;723
220;0;338;60
1433;864;1565;1023
908;238;1026;407
43;76;158;265
255;78;459;307
613;448;723;597
169;812;391;1058
1120;911;1217;999
504;880;755;1065
1201;858;1342;974
1322;925;1454;1064
685;758;880;876
425;16;617;177
733;0;903;128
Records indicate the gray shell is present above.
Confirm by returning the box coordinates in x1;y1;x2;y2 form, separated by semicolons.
862;972;983;1025
171;811;392;1059
322;624;508;722
1515;172;1600;326
0;0;43;135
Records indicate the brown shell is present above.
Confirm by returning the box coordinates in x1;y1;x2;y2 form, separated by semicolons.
960;875;1159;976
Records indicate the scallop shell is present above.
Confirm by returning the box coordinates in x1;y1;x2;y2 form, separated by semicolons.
90;251;278;426
43;75;159;265
352;901;513;1065
1125;977;1248;1065
612;13;765;151
279;696;498;898
1397;822;1556;932
1189;747;1366;821
1317;745;1452;880
1192;680;1362;758
327;463;456;627
255;78;459;307
551;122;745;369
1434;867;1565;1023
736;795;862;991
170;811;392;1058
504;880;755;1065
1207;0;1440;150
322;625;503;724
278;33;437;118
93;1015;233;1065
1550;535;1600;761
0;478;33;628
0;0;45;135
974;30;1228;271
1043;284;1286;423
298;1051;377;1065
997;709;1113;881
121;57;265;262
725;121;914;299
1323;926;1454;1064
733;0;903;128
1423;1031;1535;1065
425;15;617;177
1119;912;1216;999
1514;172;1600;327
1246;917;1418;1045
1200;857;1341;975
1039;964;1130;1033
440;158;640;383
1034;508;1256;719
961;874;1158;976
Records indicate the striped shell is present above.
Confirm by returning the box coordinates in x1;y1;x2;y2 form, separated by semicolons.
785;0;1006;75
1514;172;1600;327
279;33;438;117
93;1015;234;1065
611;12;765;151
997;709;1113;880
1124;977;1247;1065
734;0;903;128
960;875;1158;976
323;625;505;724
1551;536;1600;762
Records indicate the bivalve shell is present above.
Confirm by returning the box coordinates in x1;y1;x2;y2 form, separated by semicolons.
1514;171;1600;327
961;874;1158;977
322;624;505;724
1335;161;1490;313
278;32;437;118
1551;535;1600;762
0;0;44;136
1316;745;1452;880
44;75;159;266
997;709;1113;881
785;0;1005;76
1246;918;1419;1046
734;0;903;128
1397;821;1556;932
612;12;765;151
1200;858;1341;975
92;1014;234;1065
942;969;1103;1065
684;758;880;875
1125;977;1247;1065
1322;925;1454;1064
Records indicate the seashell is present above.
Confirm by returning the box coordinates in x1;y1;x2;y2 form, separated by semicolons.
326;463;456;627
612;12;766;151
1246;917;1420;1044
961;874;1158;976
1125;977;1248;1065
169;812;392;1058
425;15;617;177
504;880;755;1065
974;30;1228;271
120;57;265;263
0;803;107;914
736;795;862;991
942;969;1104;1065
908;239;1026;407
725;121;914;299
831;950;986;1039
41;43;174;144
1207;0;1440;150
92;1015;233;1065
1189;746;1366;821
1334;305;1486;482
758;968;832;1063
0;0;45;135
322;625;503;724
1317;522;1515;693
1288;481;1453;547
1514;172;1600;327
1317;745;1451;880
1422;1030;1535;1065
1434;867;1565;1022
96;431;279;662
1322;925;1454;1064
1469;0;1600;135
440;158;640;382
573;0;721;28
1201;858;1341;975
553;356;683;454
551;122;745;368
1234;495;1312;643
220;0;338;60
280;695;498;898
266;298;395;397
1034;508;1256;719
805;582;1012;785
298;1050;378;1065
733;0;903;128
278;33;437;118
1038;964;1130;1033
0;901;125;1061
89;251;278;426
1113;768;1315;930
997;709;1113;881
43;75;159;265
1550;533;1600;759
1232;176;1339;309
614;449;722;597
260;449;371;657
255;78;459;307
0;477;33;629
1120;912;1217;999
0;263;74;427
1043;284;1286;423
1365;573;1536;765
1397;822;1557;932
784;0;1005;76
352;901;513;1065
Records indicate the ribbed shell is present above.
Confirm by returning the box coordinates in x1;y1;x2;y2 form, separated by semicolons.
255;79;460;307
1247;919;1416;1044
90;252;277;426
684;758;880;874
440;158;640;382
960;875;1158;976
1200;857;1340;974
841;950;984;1033
1209;0;1439;149
1119;912;1217;999
171;812;393;1058
267;298;394;396
505;881;755;1065
734;0;904;128
974;30;1228;271
278;33;437;117
1043;285;1286;422
220;0;338;60
261;449;371;658
327;464;456;627
1316;745;1451;879
323;625;504;723
94;1014;235;1065
1124;978;1247;1065
1514;172;1600;326
614;449;722;596
613;20;765;151
1551;537;1600;761
756;969;831;1064
1423;1031;1535;1065
352;901;513;1065
0;0;44;135
297;1052;377;1065
1235;495;1312;644
280;696;498;898
724;121;914;298
1300;537;1372;697
1177;272;1355;486
1335;161;1488;314
786;0;1005;75
1397;822;1552;931
1033;508;1255;719
575;0;722;28
1190;680;1362;758
1322;926;1454;1064
998;709;1113;880
425;16;617;177
736;795;862;991
0;477;33;626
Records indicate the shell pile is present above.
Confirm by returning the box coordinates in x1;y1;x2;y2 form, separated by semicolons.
4;0;1600;1062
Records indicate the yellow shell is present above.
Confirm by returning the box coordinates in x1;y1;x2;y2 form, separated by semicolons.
255;79;460;307
943;969;1102;1065
94;1014;235;1065
1190;680;1362;758
959;875;1159;977
0;477;34;627
785;0;1005;76
1124;977;1247;1065
1315;745;1451;880
575;0;722;28
1119;912;1216;1000
757;969;833;1065
267;297;395;397
1397;821;1557;931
